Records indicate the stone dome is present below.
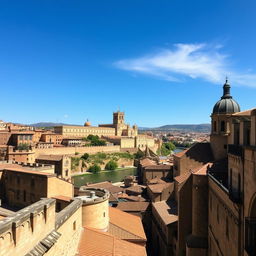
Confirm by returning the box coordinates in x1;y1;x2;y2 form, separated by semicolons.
84;120;91;126
212;79;240;114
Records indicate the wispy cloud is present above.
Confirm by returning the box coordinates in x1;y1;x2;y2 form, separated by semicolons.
115;43;256;87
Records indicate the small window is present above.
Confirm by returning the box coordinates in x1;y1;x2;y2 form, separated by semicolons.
73;221;76;230
103;212;106;217
220;121;225;132
213;121;217;132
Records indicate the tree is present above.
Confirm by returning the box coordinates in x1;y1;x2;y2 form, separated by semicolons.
88;164;101;173
134;151;145;159
86;134;106;146
105;160;118;170
159;142;176;156
81;153;89;160
17;143;30;150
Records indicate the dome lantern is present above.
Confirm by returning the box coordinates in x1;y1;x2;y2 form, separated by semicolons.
212;79;240;114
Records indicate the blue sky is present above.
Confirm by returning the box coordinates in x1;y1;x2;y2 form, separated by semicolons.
0;0;256;127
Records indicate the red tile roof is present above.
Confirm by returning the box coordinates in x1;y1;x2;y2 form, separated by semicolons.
78;227;146;256
116;202;149;212
109;207;146;240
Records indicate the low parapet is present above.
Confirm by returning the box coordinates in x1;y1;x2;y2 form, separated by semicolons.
55;198;82;229
76;187;110;206
0;198;55;235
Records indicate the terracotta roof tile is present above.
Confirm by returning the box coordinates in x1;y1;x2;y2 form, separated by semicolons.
109;207;146;240
78;227;146;256
173;149;189;158
152;200;178;225
232;108;256;116
116;202;149;212
147;182;174;194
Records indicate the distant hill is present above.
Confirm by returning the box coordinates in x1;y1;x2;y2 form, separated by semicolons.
30;122;211;132
139;124;211;132
30;122;79;127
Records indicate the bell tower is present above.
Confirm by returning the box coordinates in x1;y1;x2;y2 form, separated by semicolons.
210;79;240;160
113;111;125;125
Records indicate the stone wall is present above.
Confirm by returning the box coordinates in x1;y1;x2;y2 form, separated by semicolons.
0;199;55;256
208;178;240;256
46;199;82;256
35;145;121;157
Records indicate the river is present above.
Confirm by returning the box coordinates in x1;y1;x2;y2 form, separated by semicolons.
72;167;137;187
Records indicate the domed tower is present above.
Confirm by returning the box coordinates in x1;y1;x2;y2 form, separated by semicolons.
84;119;91;127
210;79;240;160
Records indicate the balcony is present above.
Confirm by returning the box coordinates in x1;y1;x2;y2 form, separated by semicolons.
245;217;256;256
228;144;243;157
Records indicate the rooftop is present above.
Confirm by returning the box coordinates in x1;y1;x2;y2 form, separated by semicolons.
116;202;149;212
109;207;146;240
85;181;124;194
148;182;174;194
152;200;178;225
36;155;64;161
78;227;146;256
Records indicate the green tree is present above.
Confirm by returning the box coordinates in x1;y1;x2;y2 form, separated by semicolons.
105;160;118;170
81;153;89;160
88;164;101;173
17;143;30;150
134;151;145;159
159;142;176;156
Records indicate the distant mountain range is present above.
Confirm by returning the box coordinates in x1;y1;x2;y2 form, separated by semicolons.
139;124;211;132
30;122;211;132
30;122;79;127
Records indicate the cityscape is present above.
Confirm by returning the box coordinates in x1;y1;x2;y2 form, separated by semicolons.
0;1;256;256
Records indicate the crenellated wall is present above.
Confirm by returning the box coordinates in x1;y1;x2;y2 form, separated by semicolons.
0;198;55;256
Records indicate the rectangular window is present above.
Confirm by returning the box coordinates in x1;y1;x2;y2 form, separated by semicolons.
73;221;76;230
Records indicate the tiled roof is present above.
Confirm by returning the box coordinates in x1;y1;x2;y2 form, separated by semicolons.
152;200;178;225
173;149;189;158
36;155;64;161
139;158;156;167
78;227;146;256
109;207;146;240
147;182;174;194
85;181;124;194
232;108;256;116
174;172;191;184
118;194;146;202
125;185;144;194
174;143;213;164
116;202;149;212
1;167;55;177
144;164;172;170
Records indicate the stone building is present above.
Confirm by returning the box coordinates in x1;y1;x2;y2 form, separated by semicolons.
149;79;256;256
0;166;147;256
35;155;72;181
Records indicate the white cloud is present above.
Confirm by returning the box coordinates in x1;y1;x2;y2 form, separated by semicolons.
115;43;256;87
